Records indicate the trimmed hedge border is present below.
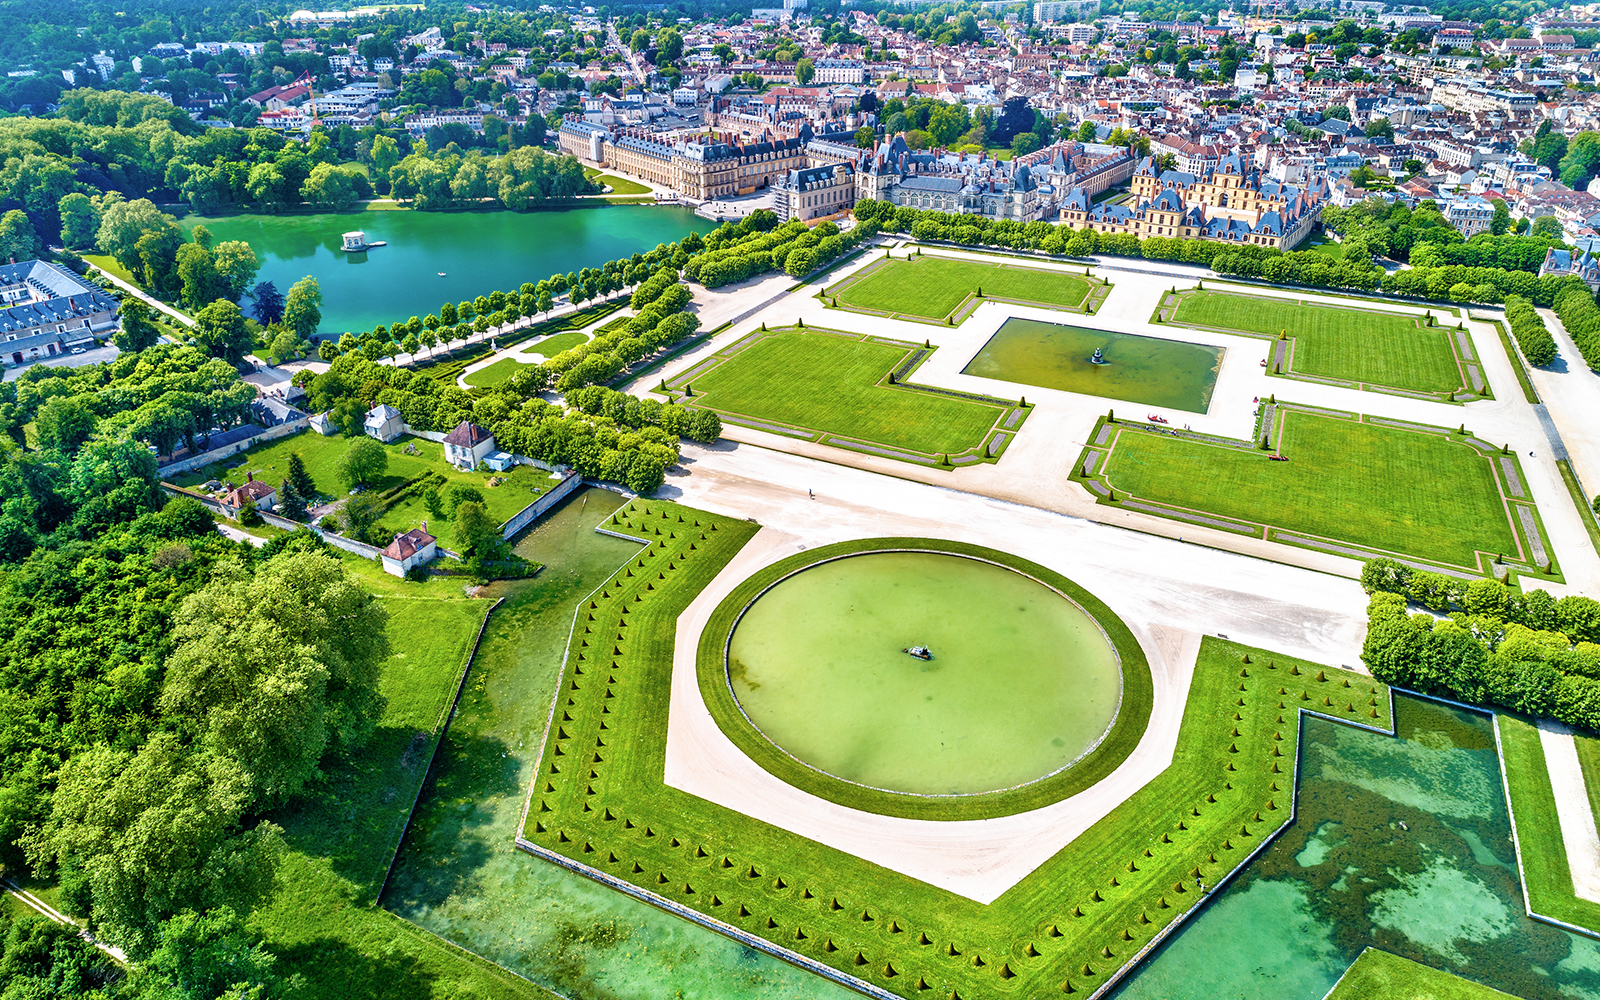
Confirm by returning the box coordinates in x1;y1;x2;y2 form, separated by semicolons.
693;537;1154;821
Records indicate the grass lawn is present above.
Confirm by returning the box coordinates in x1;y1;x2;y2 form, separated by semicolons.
1100;411;1517;569
172;429;554;551
518;497;1393;1000
83;253;139;286
1303;240;1346;258
1327;948;1519;1000
828;255;1093;322
682;330;1007;455
521;330;589;357
463;357;539;388
1500;716;1600;934
1168;291;1463;394
250;592;555;1000
594;174;650;195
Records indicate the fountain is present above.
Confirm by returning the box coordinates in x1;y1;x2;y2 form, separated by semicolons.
1090;346;1109;365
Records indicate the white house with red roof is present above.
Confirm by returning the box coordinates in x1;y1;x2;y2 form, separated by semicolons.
381;523;437;577
443;420;496;471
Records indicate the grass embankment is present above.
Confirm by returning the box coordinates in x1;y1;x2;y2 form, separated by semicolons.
251;593;554;1000
1165;290;1469;396
519;498;1392;1000
826;255;1097;323
594;174;651;195
1326;948;1521;1000
1097;409;1523;571
667;328;1021;463
1496;716;1600;933
173;431;550;551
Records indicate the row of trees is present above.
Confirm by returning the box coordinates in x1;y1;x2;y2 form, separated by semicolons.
1361;559;1600;732
1503;295;1560;367
388;145;598;211
1554;286;1600;371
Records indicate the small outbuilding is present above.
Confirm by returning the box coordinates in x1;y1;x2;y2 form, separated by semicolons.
309;411;335;435
381;523;437;577
483;450;515;472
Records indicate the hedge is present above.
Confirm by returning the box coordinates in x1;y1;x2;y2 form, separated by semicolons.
1503;295;1559;367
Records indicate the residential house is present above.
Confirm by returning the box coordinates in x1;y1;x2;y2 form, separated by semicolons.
381;524;438;577
364;403;404;443
443;420;496;470
222;473;276;516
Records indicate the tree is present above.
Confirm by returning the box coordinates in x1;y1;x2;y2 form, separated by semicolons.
0;209;40;263
114;297;161;352
339;491;383;540
212;241;260;301
1076;120;1098;142
655;26;684;62
454;500;502;559
175;242;222;311
265;327;300;365
129;906;282;999
339;437;388;489
1490;198;1511;236
286;451;316;503
855;125;875;148
1533;215;1564;240
34;396;97;452
57;192;99;249
21;733;286;957
193;299;252;363
284;275;323;341
161;552;390;800
1011;131;1042;158
795;57;815;84
1363;117;1394;142
251;280;285;325
301;162;361;210
630;27;651;52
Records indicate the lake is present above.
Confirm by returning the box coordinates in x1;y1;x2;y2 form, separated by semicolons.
185;206;713;334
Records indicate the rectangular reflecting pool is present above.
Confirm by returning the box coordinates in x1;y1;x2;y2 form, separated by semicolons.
962;318;1224;413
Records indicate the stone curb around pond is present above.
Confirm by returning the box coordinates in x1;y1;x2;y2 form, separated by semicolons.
692;537;1155;822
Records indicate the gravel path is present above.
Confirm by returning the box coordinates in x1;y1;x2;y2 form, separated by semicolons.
1538;722;1600;903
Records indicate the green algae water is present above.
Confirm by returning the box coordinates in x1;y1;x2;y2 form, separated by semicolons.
1110;696;1600;1000
727;551;1121;795
962;318;1223;413
382;487;855;1000
186;206;712;334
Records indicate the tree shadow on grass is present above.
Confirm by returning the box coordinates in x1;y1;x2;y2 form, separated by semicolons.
379;731;520;914
275;932;447;1000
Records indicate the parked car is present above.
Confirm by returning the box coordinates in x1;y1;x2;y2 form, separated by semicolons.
70;347;86;355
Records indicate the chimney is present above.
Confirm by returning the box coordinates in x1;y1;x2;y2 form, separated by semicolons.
421;521;427;533
246;471;254;483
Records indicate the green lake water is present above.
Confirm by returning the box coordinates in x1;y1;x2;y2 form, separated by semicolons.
727;552;1122;796
1110;696;1600;1000
381;487;856;1000
962;318;1223;414
187;206;711;334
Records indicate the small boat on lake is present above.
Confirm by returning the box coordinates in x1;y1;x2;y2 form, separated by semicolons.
903;645;933;660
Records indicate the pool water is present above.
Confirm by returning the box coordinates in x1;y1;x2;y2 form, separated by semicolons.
726;551;1122;795
962;318;1224;413
1110;696;1600;1000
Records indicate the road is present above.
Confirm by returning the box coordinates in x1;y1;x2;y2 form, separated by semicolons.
86;262;194;328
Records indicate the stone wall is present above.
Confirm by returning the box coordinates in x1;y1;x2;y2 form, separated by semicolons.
500;471;583;541
157;419;310;476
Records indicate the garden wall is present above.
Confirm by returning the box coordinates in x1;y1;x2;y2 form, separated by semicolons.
157;418;310;476
500;470;583;541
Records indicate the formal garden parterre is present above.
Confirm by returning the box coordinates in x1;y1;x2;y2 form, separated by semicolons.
512;498;1394;1000
1154;288;1486;402
656;327;1028;467
822;253;1110;326
1074;406;1553;580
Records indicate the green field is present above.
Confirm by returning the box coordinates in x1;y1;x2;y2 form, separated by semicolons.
173;430;551;551
521;330;589;357
250;592;556;1000
1499;716;1600;934
828;255;1095;322
678;329;1013;458
464;357;540;388
1167;291;1466;394
594;174;650;195
1327;949;1520;1000
1098;411;1519;570
517;498;1393;1000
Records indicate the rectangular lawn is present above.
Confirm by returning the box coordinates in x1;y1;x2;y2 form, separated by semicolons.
830;255;1092;321
173;429;554;551
1101;411;1516;568
1169;291;1464;394
686;330;1005;455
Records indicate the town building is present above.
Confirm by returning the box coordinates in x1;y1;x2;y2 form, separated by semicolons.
0;260;118;367
858;135;1051;222
381;524;438;577
1444;197;1497;237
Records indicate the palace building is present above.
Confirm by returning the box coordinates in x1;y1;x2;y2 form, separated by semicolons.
559;119;838;200
1059;155;1327;250
0;260;119;367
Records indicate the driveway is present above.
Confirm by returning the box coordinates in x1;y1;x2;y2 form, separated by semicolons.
4;343;121;381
